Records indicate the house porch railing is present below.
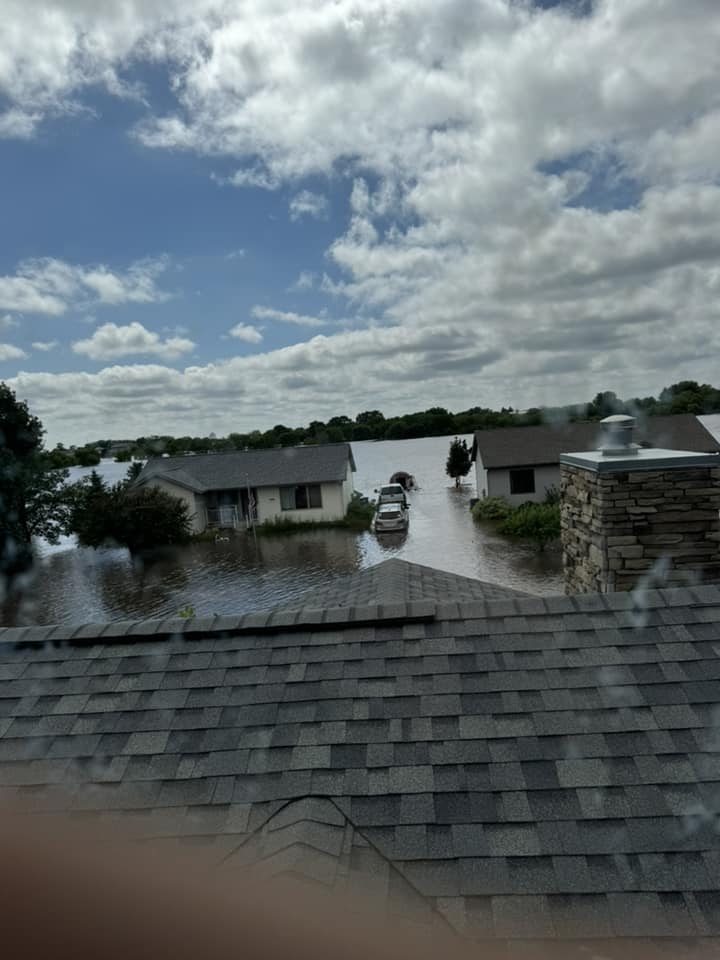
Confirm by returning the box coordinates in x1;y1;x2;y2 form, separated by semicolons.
205;506;241;529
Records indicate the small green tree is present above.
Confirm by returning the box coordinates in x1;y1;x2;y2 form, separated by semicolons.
125;461;143;483
445;437;472;488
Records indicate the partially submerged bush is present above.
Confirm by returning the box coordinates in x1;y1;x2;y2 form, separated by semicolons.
471;496;514;522
345;491;375;531
497;502;560;551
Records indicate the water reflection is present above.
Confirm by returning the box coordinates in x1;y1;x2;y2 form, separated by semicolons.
4;435;564;625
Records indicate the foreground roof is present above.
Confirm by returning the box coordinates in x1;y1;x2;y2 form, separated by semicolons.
2;563;720;949
471;414;720;470
137;443;356;493
278;558;531;609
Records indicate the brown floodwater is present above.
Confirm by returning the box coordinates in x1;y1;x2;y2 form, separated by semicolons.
3;435;563;625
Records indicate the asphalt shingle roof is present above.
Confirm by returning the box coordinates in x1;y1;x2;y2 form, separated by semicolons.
137;443;355;492
2;562;720;946
471;414;720;470
277;558;531;609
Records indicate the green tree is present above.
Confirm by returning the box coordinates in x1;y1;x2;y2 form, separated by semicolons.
70;478;191;554
1;384;73;579
125;461;143;483
76;446;101;467
68;471;114;548
445;437;472;488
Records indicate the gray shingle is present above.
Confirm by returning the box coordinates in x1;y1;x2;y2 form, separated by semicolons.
486;824;541;857
3;557;720;944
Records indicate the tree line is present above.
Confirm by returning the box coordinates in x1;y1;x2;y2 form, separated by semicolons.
61;379;720;462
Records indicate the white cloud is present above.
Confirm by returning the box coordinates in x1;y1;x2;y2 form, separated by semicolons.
251;306;328;328
224;248;246;260
228;322;263;344
31;340;59;352
0;343;27;361
0;108;41;139
213;168;280;190
289;190;329;221
72;322;195;360
4;1;720;437
291;270;316;291
0;314;19;330
0;256;171;316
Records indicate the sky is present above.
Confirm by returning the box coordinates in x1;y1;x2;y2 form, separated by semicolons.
1;0;719;446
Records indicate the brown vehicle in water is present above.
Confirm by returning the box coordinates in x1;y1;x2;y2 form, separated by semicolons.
389;471;416;490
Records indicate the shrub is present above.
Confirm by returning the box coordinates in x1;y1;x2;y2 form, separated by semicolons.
497;502;560;551
544;484;561;506
471;496;514;522
345;491;375;531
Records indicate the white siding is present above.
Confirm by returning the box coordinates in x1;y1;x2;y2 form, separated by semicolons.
144;478;204;533
475;453;489;499
256;481;347;523
487;464;560;506
341;464;354;512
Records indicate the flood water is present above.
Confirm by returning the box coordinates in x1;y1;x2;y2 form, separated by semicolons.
5;435;565;625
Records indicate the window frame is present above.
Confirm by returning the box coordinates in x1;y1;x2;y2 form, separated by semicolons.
509;468;535;495
279;483;323;511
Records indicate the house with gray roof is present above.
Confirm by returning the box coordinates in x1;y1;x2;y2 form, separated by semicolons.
136;443;356;532
2;557;720;953
471;414;720;506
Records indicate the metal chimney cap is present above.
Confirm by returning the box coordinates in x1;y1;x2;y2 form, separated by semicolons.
600;414;635;424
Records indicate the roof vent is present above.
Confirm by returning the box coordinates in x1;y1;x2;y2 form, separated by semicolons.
599;414;638;456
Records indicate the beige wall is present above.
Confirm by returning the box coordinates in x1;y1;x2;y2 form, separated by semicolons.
487;464;560;506
257;481;348;523
144;477;205;533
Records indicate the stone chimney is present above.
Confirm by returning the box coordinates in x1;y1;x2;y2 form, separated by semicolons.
560;415;720;593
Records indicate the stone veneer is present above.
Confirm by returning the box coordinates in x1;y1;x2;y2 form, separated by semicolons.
561;462;720;593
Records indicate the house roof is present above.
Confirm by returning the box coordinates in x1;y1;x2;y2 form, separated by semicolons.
471;414;720;470
2;561;720;947
136;443;356;493
276;557;531;608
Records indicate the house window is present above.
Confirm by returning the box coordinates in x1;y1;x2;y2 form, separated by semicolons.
280;484;322;510
509;468;535;495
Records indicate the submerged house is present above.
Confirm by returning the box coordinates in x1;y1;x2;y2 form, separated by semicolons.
471;413;720;506
136;443;356;532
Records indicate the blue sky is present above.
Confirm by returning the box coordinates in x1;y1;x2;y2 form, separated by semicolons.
1;1;719;444
1;77;352;368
